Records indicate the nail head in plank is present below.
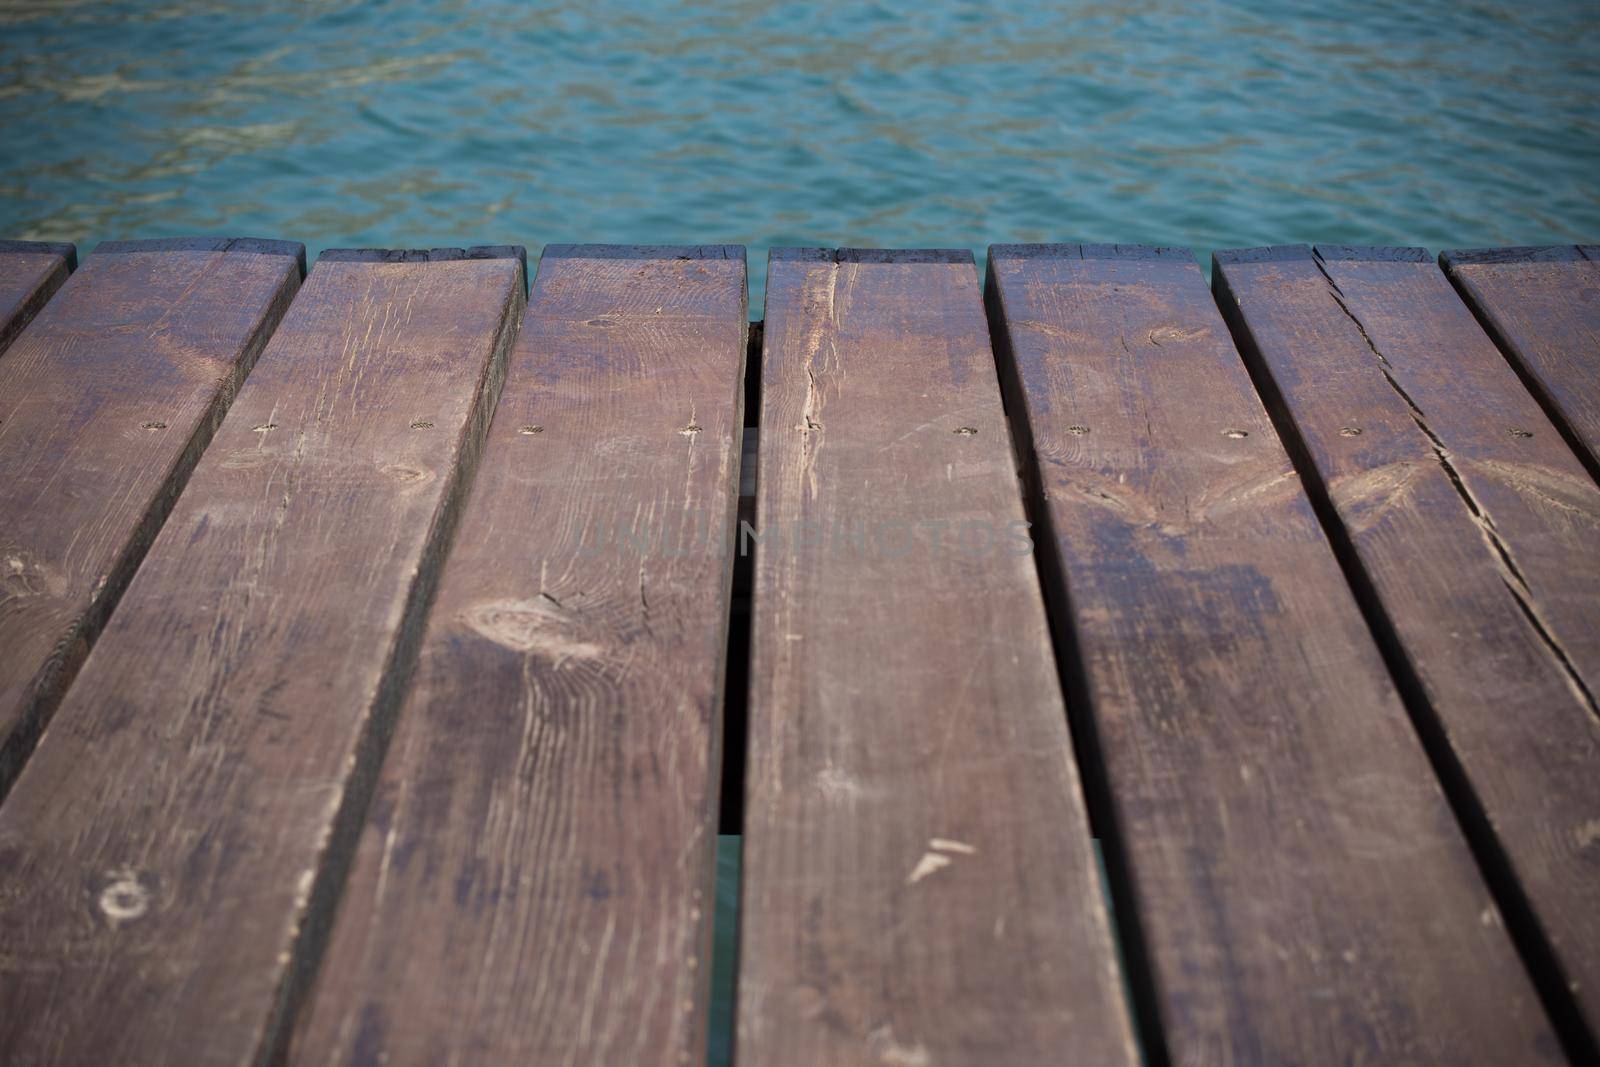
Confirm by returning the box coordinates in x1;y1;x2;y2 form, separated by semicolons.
293;245;748;1065
1217;245;1600;1050
739;248;1138;1067
0;247;525;1064
988;243;1556;1064
0;240;75;357
0;237;300;796
1440;245;1600;480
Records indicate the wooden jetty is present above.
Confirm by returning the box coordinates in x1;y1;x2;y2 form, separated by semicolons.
0;237;1595;1065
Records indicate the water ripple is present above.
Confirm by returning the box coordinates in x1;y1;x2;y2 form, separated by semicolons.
1;0;1596;309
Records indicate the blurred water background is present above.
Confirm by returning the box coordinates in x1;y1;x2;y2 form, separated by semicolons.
4;3;1595;1063
2;0;1597;314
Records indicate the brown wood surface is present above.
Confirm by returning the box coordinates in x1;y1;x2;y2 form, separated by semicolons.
0;246;525;1066
1216;243;1600;1054
1303;245;1600;697
0;240;75;357
0;237;301;798
293;245;748;1066
987;243;1557;1065
1441;246;1600;481
738;248;1137;1067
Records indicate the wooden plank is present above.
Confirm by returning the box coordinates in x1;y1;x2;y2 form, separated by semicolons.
292;245;748;1065
0;236;301;797
1441;246;1600;481
739;248;1137;1067
1216;243;1600;1055
1291;245;1600;695
0;239;75;356
987;243;1558;1065
0;245;525;1065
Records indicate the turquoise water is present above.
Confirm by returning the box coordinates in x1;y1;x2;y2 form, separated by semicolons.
3;0;1597;314
709;836;740;1067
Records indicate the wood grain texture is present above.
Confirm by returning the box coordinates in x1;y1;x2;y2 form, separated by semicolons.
1216;244;1600;1053
1306;245;1600;699
293;245;748;1066
0;240;74;357
0;247;525;1066
987;243;1557;1066
738;248;1137;1067
0;237;300;797
1440;246;1600;481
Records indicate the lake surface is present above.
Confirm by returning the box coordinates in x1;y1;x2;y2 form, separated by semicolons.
3;0;1597;313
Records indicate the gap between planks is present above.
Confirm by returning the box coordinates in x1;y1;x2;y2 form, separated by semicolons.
1214;244;1600;1064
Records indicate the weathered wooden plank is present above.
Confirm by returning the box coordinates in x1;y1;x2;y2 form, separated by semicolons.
1216;243;1600;1056
739;248;1137;1067
987;243;1557;1065
0;245;525;1065
0;240;74;356
293;245;748;1065
1295;244;1600;697
0;236;301;797
1441;246;1600;480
